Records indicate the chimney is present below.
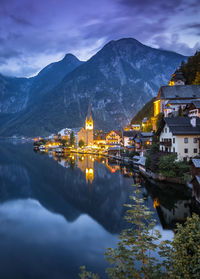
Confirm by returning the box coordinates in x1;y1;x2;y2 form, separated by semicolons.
190;117;196;127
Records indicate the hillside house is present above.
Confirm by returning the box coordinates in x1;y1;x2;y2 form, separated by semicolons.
157;117;200;160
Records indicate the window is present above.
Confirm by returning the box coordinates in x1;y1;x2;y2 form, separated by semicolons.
173;147;175;153
193;138;197;143
173;138;175;144
165;128;167;133
184;148;188;153
194;148;198;153
184;138;188;143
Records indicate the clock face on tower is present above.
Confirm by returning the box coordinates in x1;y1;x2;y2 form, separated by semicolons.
85;116;93;130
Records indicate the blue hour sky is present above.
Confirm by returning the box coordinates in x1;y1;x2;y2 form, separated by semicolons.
0;0;200;77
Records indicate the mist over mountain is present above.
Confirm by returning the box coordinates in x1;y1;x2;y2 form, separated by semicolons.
0;38;186;136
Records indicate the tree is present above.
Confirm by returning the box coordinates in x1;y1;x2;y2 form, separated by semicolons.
165;214;200;279
158;154;190;179
69;131;75;146
178;106;183;116
79;139;85;148
105;184;163;279
79;186;200;279
158;154;177;177
193;71;200;85
156;113;164;131
60;139;68;146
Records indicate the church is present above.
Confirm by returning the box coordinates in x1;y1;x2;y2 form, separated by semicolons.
77;102;94;146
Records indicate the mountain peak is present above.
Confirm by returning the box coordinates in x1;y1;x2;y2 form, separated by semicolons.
104;37;144;49
62;53;81;63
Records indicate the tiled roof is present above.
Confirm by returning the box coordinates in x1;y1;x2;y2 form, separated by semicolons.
165;117;200;135
123;131;138;137
141;132;153;137
157;85;200;100
166;99;195;105
192;159;200;168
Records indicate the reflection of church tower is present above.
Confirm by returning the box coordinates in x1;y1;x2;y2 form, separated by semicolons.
85;99;94;146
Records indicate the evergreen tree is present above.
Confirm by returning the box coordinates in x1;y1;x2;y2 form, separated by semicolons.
193;71;200;85
69;131;75;146
180;51;200;84
178;106;183;116
105;184;163;279
79;139;85;148
79;187;200;279
164;214;200;279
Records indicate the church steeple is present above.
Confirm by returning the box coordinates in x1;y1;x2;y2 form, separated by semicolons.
169;69;186;86
85;98;93;130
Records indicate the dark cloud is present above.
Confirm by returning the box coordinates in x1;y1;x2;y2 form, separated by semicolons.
152;34;200;56
182;23;200;35
0;0;199;77
9;14;32;26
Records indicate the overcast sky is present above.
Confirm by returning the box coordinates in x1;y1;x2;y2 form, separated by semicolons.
0;0;200;77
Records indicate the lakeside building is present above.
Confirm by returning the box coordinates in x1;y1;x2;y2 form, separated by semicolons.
93;131;107;147
157;117;200;160
77;102;94;146
184;101;200;118
153;85;200;118
152;70;200;129
105;130;122;146
191;159;200;204
123;131;137;147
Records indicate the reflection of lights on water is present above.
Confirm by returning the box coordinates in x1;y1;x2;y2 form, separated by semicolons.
85;168;94;183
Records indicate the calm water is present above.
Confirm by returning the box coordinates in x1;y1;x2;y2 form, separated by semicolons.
0;142;194;279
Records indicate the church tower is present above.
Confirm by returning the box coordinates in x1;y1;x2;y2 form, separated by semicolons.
85;99;94;146
169;69;186;86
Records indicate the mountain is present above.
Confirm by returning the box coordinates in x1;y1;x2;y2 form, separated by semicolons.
0;38;186;136
131;98;155;125
0;54;83;135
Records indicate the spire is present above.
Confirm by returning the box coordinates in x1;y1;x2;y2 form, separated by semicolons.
85;96;93;130
87;96;92;120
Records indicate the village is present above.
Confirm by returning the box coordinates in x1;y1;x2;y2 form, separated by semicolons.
34;69;200;203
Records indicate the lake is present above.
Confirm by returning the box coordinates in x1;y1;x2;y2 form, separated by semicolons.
0;142;194;279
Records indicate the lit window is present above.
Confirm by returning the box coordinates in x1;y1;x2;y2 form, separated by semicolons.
184;148;188;153
184;138;188;144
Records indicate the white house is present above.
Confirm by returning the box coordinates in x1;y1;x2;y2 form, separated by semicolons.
157;117;200;160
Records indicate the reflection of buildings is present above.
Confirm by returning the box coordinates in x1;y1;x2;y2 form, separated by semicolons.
155;199;191;229
77;155;94;184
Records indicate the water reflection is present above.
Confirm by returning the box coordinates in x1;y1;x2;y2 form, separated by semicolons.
0;142;198;279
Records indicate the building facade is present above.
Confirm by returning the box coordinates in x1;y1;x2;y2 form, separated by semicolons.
77;103;94;146
158;117;200;160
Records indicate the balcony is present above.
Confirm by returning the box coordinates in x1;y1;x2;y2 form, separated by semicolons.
160;139;172;147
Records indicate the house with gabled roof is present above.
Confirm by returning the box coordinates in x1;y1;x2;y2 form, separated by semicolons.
154;85;200;118
106;130;122;146
157;116;200;160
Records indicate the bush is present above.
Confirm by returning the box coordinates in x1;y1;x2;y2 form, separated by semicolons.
158;154;190;179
